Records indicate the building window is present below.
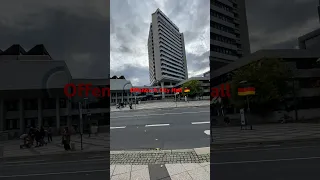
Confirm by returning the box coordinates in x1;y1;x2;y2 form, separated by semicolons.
24;99;38;110
5;100;19;111
60;116;67;127
5;119;19;130
42;98;56;109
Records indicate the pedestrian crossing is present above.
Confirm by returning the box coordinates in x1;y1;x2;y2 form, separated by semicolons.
110;163;210;180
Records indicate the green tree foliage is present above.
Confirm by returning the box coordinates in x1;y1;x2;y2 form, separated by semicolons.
181;80;203;97
230;58;293;114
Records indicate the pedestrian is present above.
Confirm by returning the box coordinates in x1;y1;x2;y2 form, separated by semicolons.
62;127;71;151
34;128;41;147
47;126;53;143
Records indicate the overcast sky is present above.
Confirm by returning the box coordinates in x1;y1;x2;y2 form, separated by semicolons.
1;0;319;85
110;0;210;86
0;0;110;79
246;0;319;52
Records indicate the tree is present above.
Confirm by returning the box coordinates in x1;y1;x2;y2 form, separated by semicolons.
230;58;293;115
118;75;125;79
181;80;202;98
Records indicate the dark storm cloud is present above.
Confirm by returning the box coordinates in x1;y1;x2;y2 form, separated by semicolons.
246;0;319;52
0;0;110;79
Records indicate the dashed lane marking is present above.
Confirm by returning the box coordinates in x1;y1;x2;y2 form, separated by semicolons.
145;124;170;127
192;121;210;125
110;126;126;129
204;130;210;135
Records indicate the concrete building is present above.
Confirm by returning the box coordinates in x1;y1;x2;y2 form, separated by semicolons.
0;44;109;139
148;8;188;96
210;0;251;70
175;76;211;98
110;77;133;105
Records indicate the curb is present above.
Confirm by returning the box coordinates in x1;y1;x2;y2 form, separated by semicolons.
211;138;320;149
110;147;210;155
111;104;209;112
0;149;109;162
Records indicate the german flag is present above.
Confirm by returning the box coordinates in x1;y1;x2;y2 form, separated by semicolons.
184;88;190;93
238;87;255;96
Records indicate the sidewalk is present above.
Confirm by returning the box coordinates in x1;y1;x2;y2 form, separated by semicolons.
0;133;109;159
211;123;320;147
110;147;210;180
111;100;209;112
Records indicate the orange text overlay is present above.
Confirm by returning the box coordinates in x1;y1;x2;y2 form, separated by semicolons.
130;88;182;93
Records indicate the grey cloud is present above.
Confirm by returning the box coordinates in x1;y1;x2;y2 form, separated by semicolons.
111;64;149;86
0;1;110;79
247;0;319;52
186;51;210;72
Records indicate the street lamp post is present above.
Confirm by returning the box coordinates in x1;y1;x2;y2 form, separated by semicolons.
292;78;298;122
174;93;178;107
78;102;83;150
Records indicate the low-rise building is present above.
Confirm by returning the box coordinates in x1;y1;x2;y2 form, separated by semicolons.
0;44;109;139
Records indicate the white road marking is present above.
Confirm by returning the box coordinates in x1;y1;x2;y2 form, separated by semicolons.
192;121;210;125
204;130;210;135
111;111;209;119
0;169;108;178
145;124;170;127
110;126;126;129
212;156;320;165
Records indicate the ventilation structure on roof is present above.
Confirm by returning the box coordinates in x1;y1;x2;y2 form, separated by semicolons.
1;44;26;55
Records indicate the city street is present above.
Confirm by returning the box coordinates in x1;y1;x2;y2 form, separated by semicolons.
110;106;210;150
0;153;109;180
211;143;320;180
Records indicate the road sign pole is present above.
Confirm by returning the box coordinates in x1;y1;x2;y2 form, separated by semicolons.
79;102;83;150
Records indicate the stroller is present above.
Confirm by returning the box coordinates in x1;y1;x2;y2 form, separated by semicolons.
20;134;33;149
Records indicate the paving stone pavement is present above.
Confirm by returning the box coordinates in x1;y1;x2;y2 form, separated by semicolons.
111;100;209;112
110;162;210;180
211;123;320;145
110;150;210;165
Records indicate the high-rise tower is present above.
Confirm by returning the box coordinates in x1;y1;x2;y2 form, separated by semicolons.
148;9;188;89
210;0;251;70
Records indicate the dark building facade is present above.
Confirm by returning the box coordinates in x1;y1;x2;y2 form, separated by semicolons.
0;45;109;139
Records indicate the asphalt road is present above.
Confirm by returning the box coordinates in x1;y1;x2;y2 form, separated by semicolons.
0;152;109;180
211;143;320;180
110;106;210;150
